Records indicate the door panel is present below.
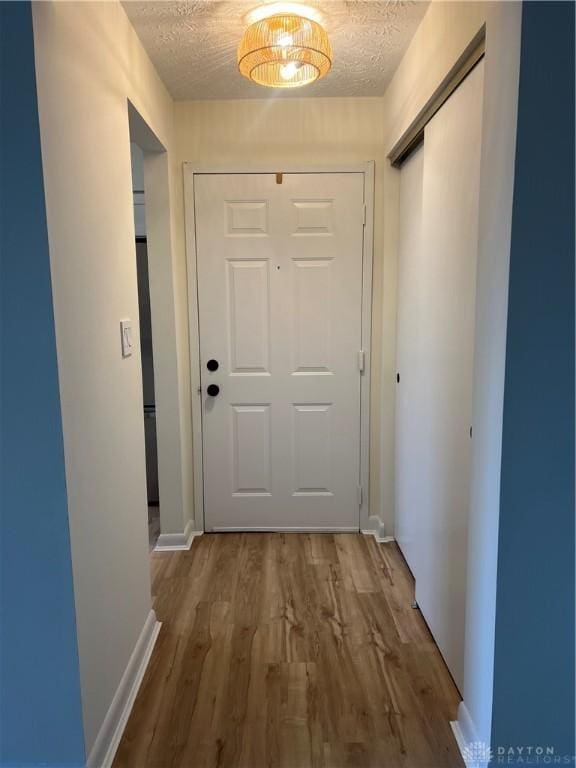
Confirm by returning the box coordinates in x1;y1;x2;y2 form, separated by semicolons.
194;172;365;531
292;403;333;495
226;200;268;235
231;404;272;495
291;199;334;235
292;259;333;373
417;61;484;690
227;259;270;374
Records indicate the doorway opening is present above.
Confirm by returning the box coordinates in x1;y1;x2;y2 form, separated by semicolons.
130;142;160;550
129;100;194;553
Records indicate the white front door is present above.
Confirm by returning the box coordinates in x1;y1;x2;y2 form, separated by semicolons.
194;172;365;531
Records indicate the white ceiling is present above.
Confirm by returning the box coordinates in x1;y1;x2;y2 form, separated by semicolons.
122;0;428;100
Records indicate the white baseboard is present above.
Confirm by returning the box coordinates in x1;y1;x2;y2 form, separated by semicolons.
210;526;359;533
451;701;490;768
361;515;394;544
154;519;202;552
87;610;161;768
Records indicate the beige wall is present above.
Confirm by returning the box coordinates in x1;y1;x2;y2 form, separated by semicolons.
174;96;387;527
142;147;195;537
381;0;521;747
31;0;187;755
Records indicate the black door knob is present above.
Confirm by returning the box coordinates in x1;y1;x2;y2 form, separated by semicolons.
207;384;220;397
207;359;219;372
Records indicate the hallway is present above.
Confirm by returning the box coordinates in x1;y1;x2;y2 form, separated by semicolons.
114;534;463;767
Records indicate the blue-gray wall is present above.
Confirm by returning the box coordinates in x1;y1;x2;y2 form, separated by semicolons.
0;3;86;765
491;1;575;762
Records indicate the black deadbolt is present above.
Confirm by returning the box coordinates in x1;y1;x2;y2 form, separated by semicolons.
207;359;219;372
207;384;220;397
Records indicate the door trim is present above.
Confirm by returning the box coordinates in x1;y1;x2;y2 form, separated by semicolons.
183;163;375;533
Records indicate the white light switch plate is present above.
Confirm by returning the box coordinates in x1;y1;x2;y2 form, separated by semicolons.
120;319;133;358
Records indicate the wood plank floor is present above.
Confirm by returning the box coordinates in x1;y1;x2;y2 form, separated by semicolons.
114;534;464;768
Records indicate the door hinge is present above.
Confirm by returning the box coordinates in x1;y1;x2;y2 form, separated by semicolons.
362;204;367;226
357;485;363;507
357;349;365;373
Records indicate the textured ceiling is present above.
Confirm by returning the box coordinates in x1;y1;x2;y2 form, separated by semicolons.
122;0;428;100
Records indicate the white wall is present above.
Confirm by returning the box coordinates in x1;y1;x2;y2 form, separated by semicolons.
382;0;521;747
143;145;195;536
31;1;191;754
174;96;388;529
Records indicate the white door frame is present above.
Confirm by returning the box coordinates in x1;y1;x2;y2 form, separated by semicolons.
183;162;375;533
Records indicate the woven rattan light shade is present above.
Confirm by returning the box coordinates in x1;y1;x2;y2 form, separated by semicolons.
238;13;332;88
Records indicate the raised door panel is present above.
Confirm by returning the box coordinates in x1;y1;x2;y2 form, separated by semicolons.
292;259;333;375
231;404;272;496
226;200;268;237
227;260;270;375
291;199;334;236
292;404;333;496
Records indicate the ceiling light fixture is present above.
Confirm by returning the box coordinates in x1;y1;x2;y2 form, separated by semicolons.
238;6;332;89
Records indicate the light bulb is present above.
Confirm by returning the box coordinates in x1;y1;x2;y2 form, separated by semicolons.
280;61;300;80
277;33;293;48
